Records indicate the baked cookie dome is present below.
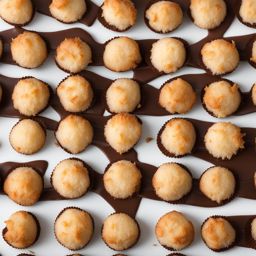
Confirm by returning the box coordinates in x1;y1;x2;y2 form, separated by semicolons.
57;75;93;113
49;0;87;23
9;119;46;155
104;113;142;154
239;0;256;26
250;40;256;64
159;78;196;114
106;78;141;113
252;84;256;105
103;37;141;72
251;217;256;241
204;122;244;160
102;213;140;250
55;115;93;154
155;211;195;250
56;37;92;73
201;39;240;75
11;31;47;69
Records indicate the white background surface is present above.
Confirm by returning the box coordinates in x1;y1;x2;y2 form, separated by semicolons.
0;1;256;255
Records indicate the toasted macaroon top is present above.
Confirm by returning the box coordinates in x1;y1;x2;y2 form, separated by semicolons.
106;78;141;113
150;38;186;73
55;208;93;250
201;39;240;75
52;159;90;199
159;78;196;114
239;0;256;25
49;0;87;23
102;213;139;251
57;75;93;113
55;114;93;154
101;0;137;31
204;122;244;160
251;217;256;241
252;84;256;105
103;37;141;72
155;211;195;250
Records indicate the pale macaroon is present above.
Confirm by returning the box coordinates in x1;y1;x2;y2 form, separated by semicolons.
204;122;245;160
155;211;195;250
250;40;256;64
49;0;87;23
159;78;196;114
104;113;142;154
201;39;240;75
106;78;141;113
150;38;186;73
11;31;48;69
252;84;256;105
251;217;256;241
239;0;256;26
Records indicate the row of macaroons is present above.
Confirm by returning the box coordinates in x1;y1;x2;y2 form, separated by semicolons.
0;159;240;206
3;208;256;252
0;30;255;76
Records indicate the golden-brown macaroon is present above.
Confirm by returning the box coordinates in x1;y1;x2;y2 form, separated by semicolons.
159;78;196;114
12;77;50;116
49;0;87;23
4;167;43;206
9;119;46;155
239;0;256;26
0;0;33;25
201;217;236;251
190;0;227;29
103;37;141;72
11;31;47;69
3;211;39;249
55;208;94;250
57;75;93;113
102;213;140;250
51;158;90;199
199;166;236;204
204;122;244;160
252;84;256;105
55;115;93;154
152;163;192;201
201;39;240;75
101;0;137;31
106;78;141;113
203;80;241;118
56;37;92;73
150;38;186;73
251;217;256;241
160;118;196;157
104;113;142;154
103;160;142;199
250;40;256;64
155;211;195;250
145;1;183;33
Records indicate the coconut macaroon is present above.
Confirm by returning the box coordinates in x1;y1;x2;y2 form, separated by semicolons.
103;37;141;72
103;160;142;199
51;158;90;199
9;119;46;155
203;80;241;118
250;40;256;64
204;122;244;160
106;78;141;113
0;0;34;26
160;118;196;157
55;37;92;73
150;38;186;73
190;0;226;29
101;0;137;31
252;84;256;105
3;211;39;249
104;113;142;154
102;213;140;250
201;39;240;75
199;166;236;204
55;208;94;250
201;217;236;251
251;217;256;241
159;78;196;114
49;0;87;23
4;167;43;206
55;115;93;154
12;77;50;116
57;75;93;113
11;31;47;69
239;0;256;26
155;211;195;250
152;163;192;201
